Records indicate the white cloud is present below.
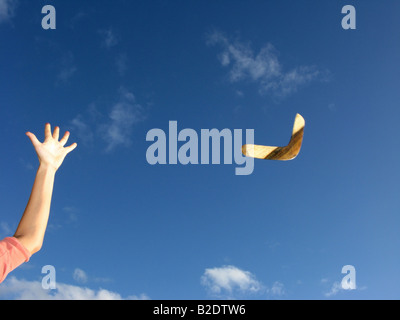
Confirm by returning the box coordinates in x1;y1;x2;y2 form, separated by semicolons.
201;265;263;298
201;265;287;299
207;30;326;98
0;276;149;300
0;0;17;23
101;88;146;152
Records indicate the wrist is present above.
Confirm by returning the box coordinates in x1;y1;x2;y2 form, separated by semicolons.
38;163;57;175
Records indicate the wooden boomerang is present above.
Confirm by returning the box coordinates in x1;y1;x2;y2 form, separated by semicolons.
242;114;305;161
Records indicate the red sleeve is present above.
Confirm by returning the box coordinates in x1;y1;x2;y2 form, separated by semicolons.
0;237;31;284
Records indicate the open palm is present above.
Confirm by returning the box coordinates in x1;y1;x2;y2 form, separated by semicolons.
26;123;77;171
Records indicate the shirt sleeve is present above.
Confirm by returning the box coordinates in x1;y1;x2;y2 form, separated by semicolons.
0;237;31;284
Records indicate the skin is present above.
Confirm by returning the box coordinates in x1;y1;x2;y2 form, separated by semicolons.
13;123;77;255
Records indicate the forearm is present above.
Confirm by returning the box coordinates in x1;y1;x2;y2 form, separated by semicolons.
14;164;56;254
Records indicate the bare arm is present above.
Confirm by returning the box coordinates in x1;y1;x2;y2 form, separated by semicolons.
13;124;77;254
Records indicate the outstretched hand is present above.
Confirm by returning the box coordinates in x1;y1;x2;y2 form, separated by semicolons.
26;123;77;171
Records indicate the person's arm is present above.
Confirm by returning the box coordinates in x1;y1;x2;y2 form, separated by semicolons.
13;123;77;255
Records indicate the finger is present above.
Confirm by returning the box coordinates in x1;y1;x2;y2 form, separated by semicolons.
45;123;52;140
53;126;60;140
65;143;77;154
26;132;41;147
59;131;70;146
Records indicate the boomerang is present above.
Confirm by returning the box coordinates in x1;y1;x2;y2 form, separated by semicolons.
242;114;305;161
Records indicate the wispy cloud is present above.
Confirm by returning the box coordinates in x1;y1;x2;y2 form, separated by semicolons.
99;28;119;48
56;52;77;84
115;53;129;76
324;281;342;297
46;206;79;232
322;278;362;297
19;157;34;171
0;276;149;300
69;88;146;152
0;0;17;24
0;222;12;238
73;268;88;284
98;27;128;76
101;88;146;152
207;30;328;99
72;267;112;284
268;281;285;297
70;115;94;147
57;66;77;83
68;11;85;29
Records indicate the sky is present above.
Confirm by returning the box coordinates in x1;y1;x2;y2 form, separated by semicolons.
0;0;399;300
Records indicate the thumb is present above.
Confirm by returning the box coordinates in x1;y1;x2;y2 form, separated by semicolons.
26;132;41;148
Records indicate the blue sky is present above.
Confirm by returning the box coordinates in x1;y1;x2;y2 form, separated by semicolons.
0;0;400;299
